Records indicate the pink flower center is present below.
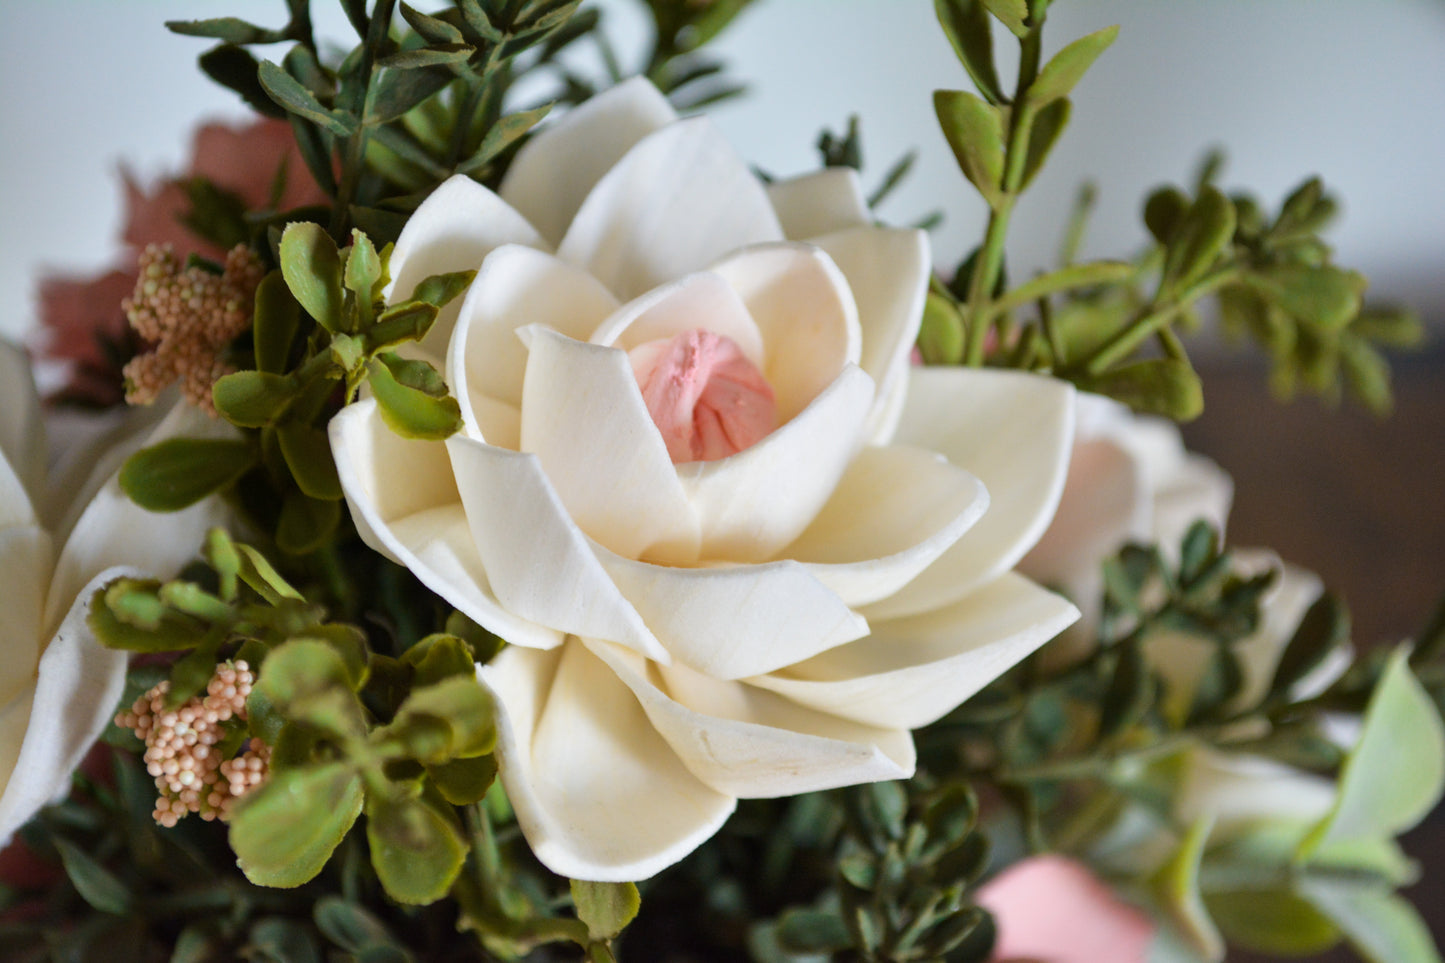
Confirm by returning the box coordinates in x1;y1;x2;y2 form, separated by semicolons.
629;329;776;464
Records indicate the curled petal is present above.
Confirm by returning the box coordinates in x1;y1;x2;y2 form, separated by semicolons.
589;271;765;370
558;118;783;301
449;244;620;413
791;444;989;608
588;639;913;798
681;365;874;563
750;573;1079;730
865;369;1075;620
446;436;668;661
500;77;678;248
0;342;44;514
767;168;872;240
0;528;50;709
479;642;734;882
979;856;1155;963
330;401;562;650
386;176;546;357
517;327;699;563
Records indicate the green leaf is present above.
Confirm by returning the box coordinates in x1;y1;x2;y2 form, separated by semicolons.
993;260;1134;312
934;90;1006;207
1270;592;1350;702
1299;646;1445;856
258;60;356;136
571;879;641;942
366;792;468;905
408;270;476;308
276;490;341;555
119;438;254;511
1336;340;1392;418
88;581;200;653
918;292;966;365
213;370;294;428
1079;358;1203;421
54;838;134;915
377;44;475;70
458;104;553;176
205;528;242;601
247;917;323;963
253;271;302;374
236;543;305;603
980;0;1029;36
344;229;383;303
1205;889;1339;957
199;45;286;119
1243;264;1365;330
369;65;454;125
1150;816;1223;961
1099;640;1153;741
426;754;497;806
1027;25;1119;107
934;0;1006;104
1301;881;1445;963
402;634;478;687
368;354;462;440
254;639;367;739
1164;186;1236;290
232;763;363;888
277;422;343;500
280;222;346;332
166;17;283;44
314;897;405;954
384;676;497;762
1019;97;1070;189
1145;187;1190;246
400;3;465;45
366;302;439;352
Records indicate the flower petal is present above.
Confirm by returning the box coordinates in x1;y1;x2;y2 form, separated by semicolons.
449;245;620;414
767;168;872;240
330;400;562;650
0;341;44;514
516;326;699;563
680;365;874;562
386;175;547;357
587;639;914;798
446;435;668;661
808;227;930;443
588;271;765;369
978;856;1155;963
500;77;678;248
709;242;860;423
558;118;784;301
749;573;1079;730
0;528;50;708
789;444;989;608
0;566;130;844
479;641;734;881
591;546;867;679
863;369;1075;621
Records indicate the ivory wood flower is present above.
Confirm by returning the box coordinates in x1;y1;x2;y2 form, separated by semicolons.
330;78;1081;881
0;341;228;842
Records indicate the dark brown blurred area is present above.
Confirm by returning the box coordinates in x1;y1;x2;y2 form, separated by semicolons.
1182;348;1445;963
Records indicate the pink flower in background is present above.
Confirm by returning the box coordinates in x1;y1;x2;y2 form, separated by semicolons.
34;119;326;406
978;855;1154;963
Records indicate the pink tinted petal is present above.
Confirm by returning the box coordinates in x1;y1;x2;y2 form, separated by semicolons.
631;330;776;463
978;856;1154;963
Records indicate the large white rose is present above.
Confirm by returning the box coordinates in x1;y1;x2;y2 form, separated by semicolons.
0;341;228;842
329;78;1081;880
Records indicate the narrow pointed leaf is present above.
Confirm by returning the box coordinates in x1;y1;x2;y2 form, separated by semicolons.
254;271;302;374
258;61;356;136
1027;25;1119;107
1020;97;1071;189
458;104;553;176
980;0;1029;36
280;222;345;331
935;0;1006;103
277;422;343;500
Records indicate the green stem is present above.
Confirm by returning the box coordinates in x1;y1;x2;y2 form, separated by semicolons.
1080;266;1240;375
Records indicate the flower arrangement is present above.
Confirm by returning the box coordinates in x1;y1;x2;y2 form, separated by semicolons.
3;2;1441;962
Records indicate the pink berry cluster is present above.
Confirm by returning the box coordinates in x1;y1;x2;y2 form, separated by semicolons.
115;660;271;827
121;242;264;414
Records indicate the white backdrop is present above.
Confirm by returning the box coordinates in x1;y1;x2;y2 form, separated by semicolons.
3;0;1444;341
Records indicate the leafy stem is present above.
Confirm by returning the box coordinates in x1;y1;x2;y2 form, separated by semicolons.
1077;264;1242;375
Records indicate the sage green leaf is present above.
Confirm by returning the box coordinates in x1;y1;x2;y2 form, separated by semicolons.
571;879;641;942
386;675;497;761
159;581;232;623
1098;640;1152;742
247;917;323;963
87;584;198;653
426;754;497;806
377;44;475;70
366;792;468;905
1150;817;1223;961
258;61;356;136
918;292;966;365
1244;265;1365;330
402;634;478;687
1027;25;1120;107
1164;186;1236;290
370;65;454;125
314;896;405;954
993;260;1134;312
277;422;343;500
1206;890;1339;957
1270;592;1349;702
400;2;465;45
934;90;1006;207
1020;97;1070;189
213;370;294;428
205;528;242;601
54;838;135;915
231;762;364;888
255;639;367;739
408;269;476;308
1301;881;1444;963
119;438;254;511
280;222;345;332
166;17;283;44
276;490;341;555
368;354;462;440
1080;358;1203;421
199;45;285;120
458;103;553;176
1299;646;1445;857
980;0;1029;36
345;229;382;302
1145;187;1190;245
254;271;302;375
304;624;371;690
236;543;305;603
1352;305;1424;349
366;302;439;352
1339;337;1392;416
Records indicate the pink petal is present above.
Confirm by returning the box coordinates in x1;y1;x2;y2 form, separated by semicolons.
977;856;1154;963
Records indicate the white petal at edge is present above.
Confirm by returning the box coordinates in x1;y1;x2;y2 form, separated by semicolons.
558;118;784;302
0;528;50;709
0;340;44;514
385;175;547;358
500;77;678;248
330;401;563;650
789;444;989;608
864;368;1075;621
479;642;734;882
446;437;669;661
749;573;1080;730
767;168;872;240
588;639;914;799
0;566;131;844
